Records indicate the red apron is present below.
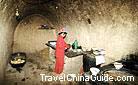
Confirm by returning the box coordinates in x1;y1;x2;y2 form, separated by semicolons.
54;35;69;74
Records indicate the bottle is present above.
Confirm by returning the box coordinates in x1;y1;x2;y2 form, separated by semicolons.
74;40;78;50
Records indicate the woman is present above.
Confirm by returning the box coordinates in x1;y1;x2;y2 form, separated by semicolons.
54;28;70;75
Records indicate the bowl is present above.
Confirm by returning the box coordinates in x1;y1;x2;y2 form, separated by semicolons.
114;62;123;70
90;67;100;76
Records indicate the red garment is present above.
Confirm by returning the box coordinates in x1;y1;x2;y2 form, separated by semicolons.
54;35;69;74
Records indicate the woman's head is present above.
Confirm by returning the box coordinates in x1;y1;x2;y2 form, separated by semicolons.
58;27;68;38
59;32;67;38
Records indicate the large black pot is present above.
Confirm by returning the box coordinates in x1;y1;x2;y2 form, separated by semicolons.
9;52;26;71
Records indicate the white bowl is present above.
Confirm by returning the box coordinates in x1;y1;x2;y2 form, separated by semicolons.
114;62;123;70
90;67;100;76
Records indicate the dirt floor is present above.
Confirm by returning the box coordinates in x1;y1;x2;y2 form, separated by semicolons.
4;53;81;85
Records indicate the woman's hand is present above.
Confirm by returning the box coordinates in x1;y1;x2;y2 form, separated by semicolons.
68;44;71;49
65;44;71;52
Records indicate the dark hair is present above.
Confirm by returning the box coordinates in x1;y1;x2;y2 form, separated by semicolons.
58;32;67;35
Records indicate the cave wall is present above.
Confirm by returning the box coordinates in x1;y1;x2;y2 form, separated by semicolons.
0;0;59;81
0;0;24;82
46;0;138;63
13;14;56;53
12;0;138;64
